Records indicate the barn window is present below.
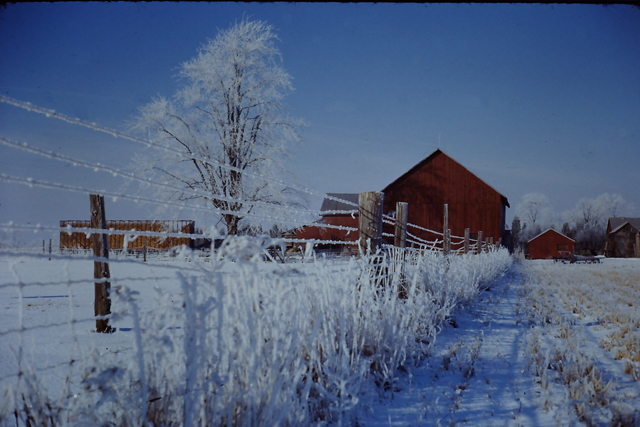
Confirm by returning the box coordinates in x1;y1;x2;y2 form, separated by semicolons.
557;244;569;251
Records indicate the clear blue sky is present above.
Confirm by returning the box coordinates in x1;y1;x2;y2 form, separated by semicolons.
1;3;639;243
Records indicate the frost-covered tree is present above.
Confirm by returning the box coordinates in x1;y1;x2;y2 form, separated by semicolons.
511;216;522;250
568;193;630;254
131;19;303;235
515;192;552;240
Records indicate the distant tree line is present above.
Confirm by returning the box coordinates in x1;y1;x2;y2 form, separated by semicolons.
510;192;631;255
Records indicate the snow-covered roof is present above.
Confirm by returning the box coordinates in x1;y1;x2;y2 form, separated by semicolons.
527;228;575;243
320;193;359;213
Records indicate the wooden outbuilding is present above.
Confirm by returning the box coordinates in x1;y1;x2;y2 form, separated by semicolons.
605;217;640;258
60;220;195;252
527;229;575;260
295;149;509;250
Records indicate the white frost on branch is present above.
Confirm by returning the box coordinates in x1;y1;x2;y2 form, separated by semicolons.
130;19;306;235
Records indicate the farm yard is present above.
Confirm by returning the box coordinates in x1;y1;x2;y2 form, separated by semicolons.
2;247;640;426
2;4;640;426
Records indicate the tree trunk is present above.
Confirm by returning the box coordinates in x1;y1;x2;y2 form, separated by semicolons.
225;214;240;236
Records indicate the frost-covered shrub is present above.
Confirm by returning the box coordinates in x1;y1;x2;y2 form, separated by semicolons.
3;239;512;426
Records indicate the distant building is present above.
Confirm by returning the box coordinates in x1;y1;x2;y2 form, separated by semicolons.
295;149;509;250
527;229;575;260
605;217;640;258
294;193;359;252
60;220;195;252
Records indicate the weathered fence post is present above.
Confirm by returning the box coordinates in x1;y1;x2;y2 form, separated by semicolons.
636;233;640;258
394;202;408;249
358;192;384;255
49;239;52;260
443;204;449;255
464;228;470;254
477;230;483;254
143;237;147;262
90;194;112;333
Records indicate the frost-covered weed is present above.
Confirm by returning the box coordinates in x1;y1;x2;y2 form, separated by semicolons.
3;239;512;426
521;261;640;426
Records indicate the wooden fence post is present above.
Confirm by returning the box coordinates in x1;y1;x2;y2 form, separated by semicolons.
143;237;147;262
443;204;449;255
477;230;483;254
464;228;470;254
48;239;52;260
358;192;384;255
90;194;112;333
394;202;408;248
636;233;640;258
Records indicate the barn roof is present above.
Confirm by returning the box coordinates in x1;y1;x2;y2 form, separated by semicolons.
608;217;640;234
381;148;510;208
320;193;359;213
528;228;575;243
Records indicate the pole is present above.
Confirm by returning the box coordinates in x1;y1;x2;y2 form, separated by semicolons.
443;204;449;255
394;202;408;248
90;194;112;333
464;228;470;254
358;192;384;255
477;230;483;254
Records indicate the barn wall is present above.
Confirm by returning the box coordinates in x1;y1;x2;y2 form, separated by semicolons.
60;220;195;251
528;230;574;259
295;215;359;243
382;151;505;244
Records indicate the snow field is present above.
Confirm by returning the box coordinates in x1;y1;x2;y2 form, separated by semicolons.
0;242;512;426
359;263;556;426
521;260;640;426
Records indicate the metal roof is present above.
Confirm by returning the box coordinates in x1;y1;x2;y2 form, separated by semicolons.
320;193;359;213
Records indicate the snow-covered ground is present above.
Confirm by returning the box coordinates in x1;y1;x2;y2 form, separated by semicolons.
1;249;639;426
359;258;640;426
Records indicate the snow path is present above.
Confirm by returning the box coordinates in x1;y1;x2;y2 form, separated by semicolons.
358;265;557;426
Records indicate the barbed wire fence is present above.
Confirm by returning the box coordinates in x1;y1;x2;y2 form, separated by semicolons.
0;96;503;425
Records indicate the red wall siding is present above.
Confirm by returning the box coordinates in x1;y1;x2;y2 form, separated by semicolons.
382;151;505;245
295;215;359;243
528;229;575;259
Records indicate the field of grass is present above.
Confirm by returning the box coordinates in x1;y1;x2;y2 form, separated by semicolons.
521;259;640;426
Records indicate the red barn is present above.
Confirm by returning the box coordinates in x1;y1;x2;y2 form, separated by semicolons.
528;229;575;260
382;149;509;245
296;149;509;249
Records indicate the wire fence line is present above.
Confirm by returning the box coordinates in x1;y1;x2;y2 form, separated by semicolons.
1;96;488;256
0;95;358;210
0;97;511;426
0;94;498;260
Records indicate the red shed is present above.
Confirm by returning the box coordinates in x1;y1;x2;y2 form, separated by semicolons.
382;149;509;245
528;229;575;260
294;193;359;252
